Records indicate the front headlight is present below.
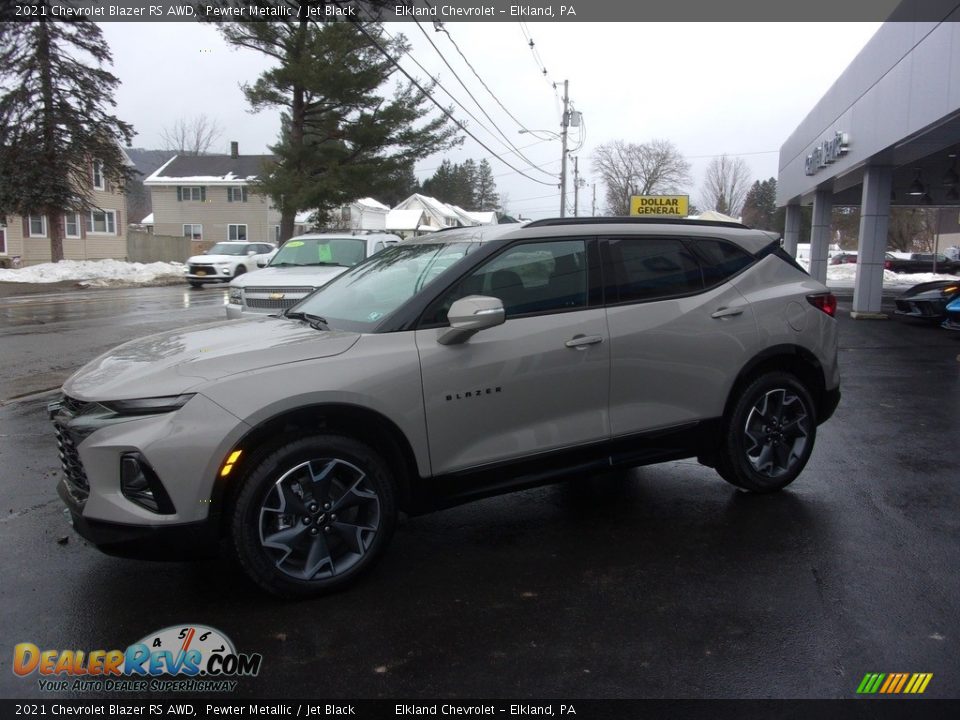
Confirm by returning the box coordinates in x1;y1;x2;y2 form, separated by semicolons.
229;287;243;302
100;394;195;416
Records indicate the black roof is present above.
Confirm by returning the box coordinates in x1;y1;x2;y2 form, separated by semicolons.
153;154;275;180
125;148;176;178
525;217;750;230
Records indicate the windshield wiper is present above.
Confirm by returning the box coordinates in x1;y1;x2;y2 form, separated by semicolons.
283;310;330;331
302;262;344;267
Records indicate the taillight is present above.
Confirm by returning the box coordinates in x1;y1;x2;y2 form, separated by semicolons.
884;260;892;270
807;292;837;317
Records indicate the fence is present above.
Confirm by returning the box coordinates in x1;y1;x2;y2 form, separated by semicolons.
126;231;213;263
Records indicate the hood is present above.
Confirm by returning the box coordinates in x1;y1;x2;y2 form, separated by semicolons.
230;265;349;289
900;280;960;299
64;317;360;401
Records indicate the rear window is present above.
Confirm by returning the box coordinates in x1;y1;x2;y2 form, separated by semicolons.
689;238;755;285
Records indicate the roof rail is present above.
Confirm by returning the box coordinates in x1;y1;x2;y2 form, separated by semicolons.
524;217;750;230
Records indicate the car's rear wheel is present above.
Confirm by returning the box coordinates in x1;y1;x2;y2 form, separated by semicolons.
231;435;397;598
716;372;816;493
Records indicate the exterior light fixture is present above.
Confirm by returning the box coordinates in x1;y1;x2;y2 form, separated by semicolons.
908;169;926;196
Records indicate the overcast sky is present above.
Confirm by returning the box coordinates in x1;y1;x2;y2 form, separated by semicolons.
101;21;882;218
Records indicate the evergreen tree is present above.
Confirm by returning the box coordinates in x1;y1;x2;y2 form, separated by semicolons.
0;10;134;262
741;178;778;230
475;159;499;211
219;17;460;241
421;159;456;202
378;161;420;208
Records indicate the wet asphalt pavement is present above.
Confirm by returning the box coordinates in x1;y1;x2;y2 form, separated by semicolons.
0;285;958;700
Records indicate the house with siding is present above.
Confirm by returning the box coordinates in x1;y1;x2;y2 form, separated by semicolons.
144;143;280;244
1;154;131;267
386;194;498;237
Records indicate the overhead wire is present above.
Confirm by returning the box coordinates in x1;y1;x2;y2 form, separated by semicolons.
346;17;558;187
408;16;556;178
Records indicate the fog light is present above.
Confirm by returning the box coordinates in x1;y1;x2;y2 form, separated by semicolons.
120;454;174;514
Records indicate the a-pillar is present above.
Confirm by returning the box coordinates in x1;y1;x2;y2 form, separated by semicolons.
808;189;832;284
783;204;802;257
852;166;892;319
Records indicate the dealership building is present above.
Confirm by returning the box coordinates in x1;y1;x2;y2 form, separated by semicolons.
777;1;960;318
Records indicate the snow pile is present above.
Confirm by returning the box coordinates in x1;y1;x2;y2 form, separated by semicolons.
797;259;956;287
0;259;186;287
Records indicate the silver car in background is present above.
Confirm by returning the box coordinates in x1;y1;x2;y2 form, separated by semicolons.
226;233;401;318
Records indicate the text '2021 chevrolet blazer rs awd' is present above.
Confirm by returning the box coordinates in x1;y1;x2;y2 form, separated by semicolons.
50;218;840;597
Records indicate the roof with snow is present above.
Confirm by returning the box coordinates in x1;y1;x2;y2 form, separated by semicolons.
144;154;275;185
386;209;426;231
355;197;389;211
450;206;497;226
139;213;154;225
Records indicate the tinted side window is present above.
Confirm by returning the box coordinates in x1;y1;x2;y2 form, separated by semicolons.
605;238;702;303
690;238;754;285
423;240;587;324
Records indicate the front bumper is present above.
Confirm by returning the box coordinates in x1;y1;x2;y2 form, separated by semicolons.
942;314;960;331
894;299;948;319
58;481;216;560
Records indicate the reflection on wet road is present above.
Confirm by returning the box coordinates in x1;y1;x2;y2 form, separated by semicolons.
0;285;230;401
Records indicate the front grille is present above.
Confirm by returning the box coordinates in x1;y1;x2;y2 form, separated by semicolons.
61;395;93;416
243;286;314;312
53;421;89;502
189;264;218;275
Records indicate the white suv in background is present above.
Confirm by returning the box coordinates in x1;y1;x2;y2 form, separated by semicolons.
226;233;401;318
186;241;277;288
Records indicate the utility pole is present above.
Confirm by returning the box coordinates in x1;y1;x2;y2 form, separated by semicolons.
591;183;596;216
572;156;580;217
559;79;569;218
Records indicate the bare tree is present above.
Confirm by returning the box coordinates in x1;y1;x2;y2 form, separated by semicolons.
592;139;691;215
700;154;752;217
160;114;224;156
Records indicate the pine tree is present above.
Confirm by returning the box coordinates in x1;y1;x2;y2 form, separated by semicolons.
741;178;778;230
0;11;134;262
219;17;460;241
475;159;499;211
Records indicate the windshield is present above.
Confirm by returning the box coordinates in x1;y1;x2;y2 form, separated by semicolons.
291;241;479;331
269;237;366;268
207;243;248;256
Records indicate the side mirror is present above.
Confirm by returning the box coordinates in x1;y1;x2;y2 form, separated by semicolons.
437;296;505;346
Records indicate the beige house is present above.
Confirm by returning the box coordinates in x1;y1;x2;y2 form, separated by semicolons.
1;157;130;266
144;144;280;244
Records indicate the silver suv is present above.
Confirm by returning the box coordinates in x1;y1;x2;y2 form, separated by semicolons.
50;219;840;598
226;233;401;318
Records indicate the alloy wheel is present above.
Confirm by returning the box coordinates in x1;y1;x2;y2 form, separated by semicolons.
743;389;811;478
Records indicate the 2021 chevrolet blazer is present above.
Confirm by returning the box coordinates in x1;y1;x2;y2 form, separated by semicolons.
50;218;840;597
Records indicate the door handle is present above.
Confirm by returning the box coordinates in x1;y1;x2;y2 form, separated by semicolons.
711;307;744;319
565;334;604;349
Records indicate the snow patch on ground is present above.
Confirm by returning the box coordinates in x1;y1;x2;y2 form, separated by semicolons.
0;259;186;287
797;259;956;287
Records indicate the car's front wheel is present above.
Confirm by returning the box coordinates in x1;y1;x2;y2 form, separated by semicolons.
231;435;397;598
716;372;816;493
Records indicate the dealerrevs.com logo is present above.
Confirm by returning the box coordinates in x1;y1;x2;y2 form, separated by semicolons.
13;624;262;693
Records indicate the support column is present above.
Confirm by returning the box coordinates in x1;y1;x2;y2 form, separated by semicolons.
852;166;893;319
808;189;833;284
783;204;802;257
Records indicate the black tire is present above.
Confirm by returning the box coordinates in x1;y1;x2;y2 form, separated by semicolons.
188;282;204;289
233;265;246;277
231;435;397;598
716;372;817;493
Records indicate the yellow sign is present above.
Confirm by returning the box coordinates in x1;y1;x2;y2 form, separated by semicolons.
629;195;689;217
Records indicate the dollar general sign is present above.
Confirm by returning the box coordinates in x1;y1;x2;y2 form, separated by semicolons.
629;195;689;217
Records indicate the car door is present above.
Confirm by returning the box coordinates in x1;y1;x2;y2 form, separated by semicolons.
415;238;610;475
603;236;759;437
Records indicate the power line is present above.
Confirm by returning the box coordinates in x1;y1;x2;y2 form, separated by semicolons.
347;20;557;187
409;17;555;179
417;138;552;175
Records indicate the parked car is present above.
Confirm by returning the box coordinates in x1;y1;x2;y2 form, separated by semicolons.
226;233;401;318
893;280;960;321
186;242;277;287
49;218;840;597
884;252;960;275
943;294;960;331
830;251;858;265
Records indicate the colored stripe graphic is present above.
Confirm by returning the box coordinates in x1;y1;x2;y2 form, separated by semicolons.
857;672;932;695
